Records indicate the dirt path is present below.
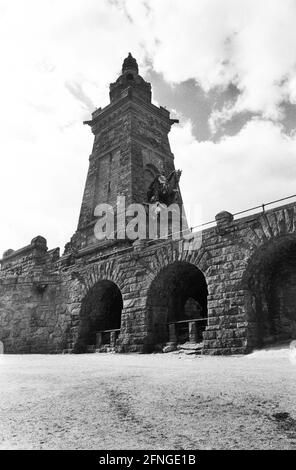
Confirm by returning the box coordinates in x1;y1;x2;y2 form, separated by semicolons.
0;348;296;449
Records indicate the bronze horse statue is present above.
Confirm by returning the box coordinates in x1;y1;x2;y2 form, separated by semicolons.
147;169;182;205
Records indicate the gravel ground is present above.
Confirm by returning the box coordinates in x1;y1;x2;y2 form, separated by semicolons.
0;346;296;450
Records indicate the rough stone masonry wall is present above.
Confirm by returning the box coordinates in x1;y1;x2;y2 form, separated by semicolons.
0;237;68;353
1;203;296;354
202;204;296;354
77;101;133;232
65;203;296;355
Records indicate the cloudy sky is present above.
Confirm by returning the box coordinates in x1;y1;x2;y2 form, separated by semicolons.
1;0;296;254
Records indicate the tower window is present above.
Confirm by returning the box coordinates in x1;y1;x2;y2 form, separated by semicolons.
126;73;134;81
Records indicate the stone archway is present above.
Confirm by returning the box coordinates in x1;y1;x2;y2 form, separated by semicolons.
146;261;208;348
74;280;123;353
243;235;296;350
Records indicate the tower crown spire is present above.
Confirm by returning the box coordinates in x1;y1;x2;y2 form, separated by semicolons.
109;52;151;103
122;52;138;74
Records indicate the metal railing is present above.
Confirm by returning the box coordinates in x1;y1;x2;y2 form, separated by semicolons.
70;193;296;266
186;193;296;236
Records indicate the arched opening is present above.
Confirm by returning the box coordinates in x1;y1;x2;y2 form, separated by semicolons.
146;261;208;348
244;236;296;349
74;280;123;353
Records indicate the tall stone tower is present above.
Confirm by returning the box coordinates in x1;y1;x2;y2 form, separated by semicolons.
67;53;183;252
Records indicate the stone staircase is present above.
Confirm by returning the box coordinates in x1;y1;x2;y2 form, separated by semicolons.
177;341;204;355
86;344;116;353
163;341;204;355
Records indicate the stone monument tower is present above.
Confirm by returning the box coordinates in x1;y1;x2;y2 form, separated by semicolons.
1;54;295;356
67;53;184;252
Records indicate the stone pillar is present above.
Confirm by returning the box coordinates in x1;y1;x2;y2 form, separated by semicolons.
189;321;198;343
96;332;102;348
168;323;177;343
215;211;233;235
110;331;117;347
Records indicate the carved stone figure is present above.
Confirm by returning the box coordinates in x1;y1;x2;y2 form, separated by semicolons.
147;170;182;205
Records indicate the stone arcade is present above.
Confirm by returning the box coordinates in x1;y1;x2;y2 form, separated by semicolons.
1;54;296;354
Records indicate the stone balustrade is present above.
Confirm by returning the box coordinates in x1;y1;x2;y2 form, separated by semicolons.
167;318;207;344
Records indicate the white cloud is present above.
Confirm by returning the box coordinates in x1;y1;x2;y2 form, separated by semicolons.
0;0;295;254
171;118;296;226
124;0;296;121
